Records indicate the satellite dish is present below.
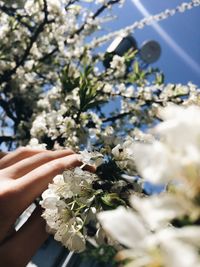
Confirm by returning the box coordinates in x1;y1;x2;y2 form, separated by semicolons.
140;40;161;64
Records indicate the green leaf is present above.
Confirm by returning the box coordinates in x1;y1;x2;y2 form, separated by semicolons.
60;66;80;92
133;61;140;74
82;245;118;267
101;193;126;208
155;73;165;85
85;100;107;110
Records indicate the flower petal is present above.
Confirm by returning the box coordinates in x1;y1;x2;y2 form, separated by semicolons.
98;206;147;248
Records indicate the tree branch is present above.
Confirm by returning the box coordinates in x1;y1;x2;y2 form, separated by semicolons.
13;0;50;71
0;136;15;144
65;0;78;10
0;0;54;84
0;98;17;122
38;47;58;62
102;111;132;122
70;0;120;37
0;4;33;31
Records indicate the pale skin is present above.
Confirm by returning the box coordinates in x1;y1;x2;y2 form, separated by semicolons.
0;147;95;267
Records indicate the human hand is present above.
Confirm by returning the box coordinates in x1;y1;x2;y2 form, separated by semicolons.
0;147;93;267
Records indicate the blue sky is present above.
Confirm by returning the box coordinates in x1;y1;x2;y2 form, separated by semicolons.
102;0;200;86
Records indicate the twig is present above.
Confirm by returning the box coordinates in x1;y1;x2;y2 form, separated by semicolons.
0;98;17;122
0;4;33;31
0;0;54;84
70;0;120;37
0;135;15;144
102;111;132;122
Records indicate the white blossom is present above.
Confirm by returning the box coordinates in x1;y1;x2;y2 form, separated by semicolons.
80;150;104;167
112;138;137;175
110;55;126;77
98;206;200;267
30;113;48;137
40;167;98;251
28;138;47;149
133;105;200;195
130;194;197;230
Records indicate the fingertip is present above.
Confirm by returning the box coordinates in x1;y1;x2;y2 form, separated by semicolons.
83;164;96;173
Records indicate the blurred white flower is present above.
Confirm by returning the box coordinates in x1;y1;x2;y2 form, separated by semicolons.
98;206;200;267
130;194;197;230
133;140;179;184
132;105;200;196
156;104;200;149
98;206;147;248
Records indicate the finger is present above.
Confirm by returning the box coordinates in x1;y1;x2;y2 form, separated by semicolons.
0;151;7;160
18;154;82;198
0;207;49;267
82;164;96;173
16;154;95;211
0;147;45;170
3;149;75;179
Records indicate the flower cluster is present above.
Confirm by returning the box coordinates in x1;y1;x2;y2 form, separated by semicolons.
98;104;200;267
1;1;198;151
0;0;129;148
1;0;200;266
40;150;143;252
40;168;98;252
29;81;200;151
109;55;126;78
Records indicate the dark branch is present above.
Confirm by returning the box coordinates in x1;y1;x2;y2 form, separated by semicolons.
13;0;50;71
92;0;119;18
0;0;53;84
65;0;78;10
0;4;33;31
39;47;58;62
0;136;15;144
102;112;132;122
70;0;120;37
0;98;17;122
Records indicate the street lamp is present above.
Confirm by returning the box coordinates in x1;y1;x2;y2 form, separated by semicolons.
103;35;161;68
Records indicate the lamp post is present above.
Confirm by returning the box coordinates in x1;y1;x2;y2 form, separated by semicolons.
103;35;161;69
103;35;137;68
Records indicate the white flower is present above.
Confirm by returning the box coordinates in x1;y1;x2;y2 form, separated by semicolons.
30;113;47;137
130;194;196;230
80;150;104;167
24;0;37;15
132;105;200;194
98;206;200;267
132;128;155;143
133;140;179;184
156;104;200;151
98;206;147;248
37;98;50;110
63;230;86;252
103;83;113;93
59;117;76;136
47;0;63;12
28;138;47;149
41;168;98;251
110;55;126;77
112;138;137;175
